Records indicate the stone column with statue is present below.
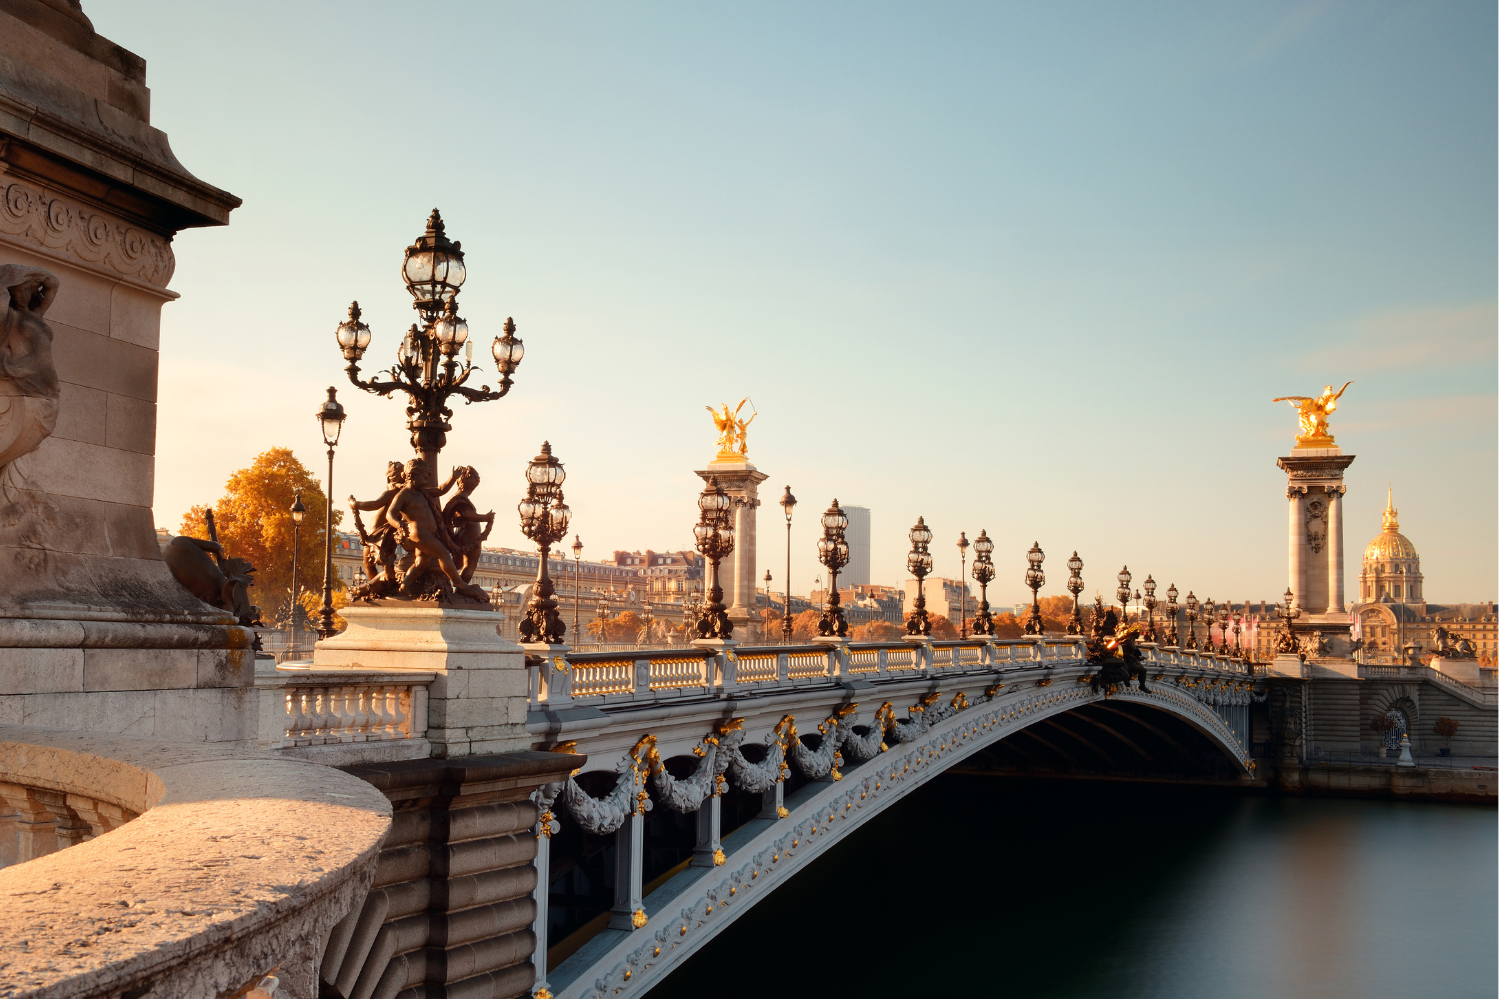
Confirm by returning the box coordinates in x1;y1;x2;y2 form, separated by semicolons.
698;399;768;640
1272;382;1356;658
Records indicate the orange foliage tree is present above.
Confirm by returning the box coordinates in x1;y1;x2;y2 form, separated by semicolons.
850;620;903;641
180;448;343;627
789;609;823;642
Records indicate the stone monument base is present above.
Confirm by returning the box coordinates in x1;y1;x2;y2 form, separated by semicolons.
313;605;528;757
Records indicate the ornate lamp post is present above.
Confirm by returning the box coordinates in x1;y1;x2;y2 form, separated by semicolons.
333;210;523;467
1217;602;1231;655
1023;542;1046;636
1165;583;1179;647
763;569;773;642
571;535;584;643
1274;588;1302;654
956;532;970;638
517;443;571;645
905;517;934;636
595;598;609;646
315;388;346;639
1115;566;1132;624
971;530;995;636
1065;552;1084;636
816;500;851;639
779;486;796;644
642;599;655;647
1201;597;1217;653
1184;591;1199;650
1232;603;1244;659
693;477;736;640
288;492;305;655
490;580;503;613
1142;575;1158;643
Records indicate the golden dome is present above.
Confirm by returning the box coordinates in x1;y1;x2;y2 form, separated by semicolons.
1365;487;1418;562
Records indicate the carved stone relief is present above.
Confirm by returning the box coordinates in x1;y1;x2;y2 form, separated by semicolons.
0;264;61;503
0;181;174;288
1305;497;1328;554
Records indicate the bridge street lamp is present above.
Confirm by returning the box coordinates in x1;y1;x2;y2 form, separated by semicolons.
287;492;306;656
1217;601;1231;655
970;530;996;636
596;598;609;646
1142;575;1158;643
518;442;571;645
693;477;736;640
1116;566;1132;623
1065;552;1084;636
333;210;524;468
1184;591;1199;650
905;517;934;636
1274;588;1302;654
1232;603;1244;659
642;598;655;647
1165;583;1179;647
956;532;970;638
779;486;796;644
763;569;773;643
1023;543;1046;636
1201;598;1217;653
816;500;851;639
571;535;584;643
315;388;346;640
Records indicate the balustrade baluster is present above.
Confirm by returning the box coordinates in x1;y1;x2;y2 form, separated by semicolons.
351;687;370;742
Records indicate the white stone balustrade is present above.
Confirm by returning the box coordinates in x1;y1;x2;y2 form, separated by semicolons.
256;668;435;765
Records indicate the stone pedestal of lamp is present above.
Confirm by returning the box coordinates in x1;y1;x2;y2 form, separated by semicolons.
0;3;253;741
312;605;530;756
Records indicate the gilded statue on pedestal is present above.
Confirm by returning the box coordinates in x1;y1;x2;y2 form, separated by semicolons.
705;397;756;461
1273;381;1353;446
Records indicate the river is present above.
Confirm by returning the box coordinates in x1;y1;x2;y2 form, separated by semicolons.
648;776;1496;998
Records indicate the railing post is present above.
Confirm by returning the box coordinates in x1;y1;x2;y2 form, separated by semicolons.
758;781;785;820
532;810;560;997
607;810;646;930
551;655;574;704
716;650;734;689
777;651;790;684
634;657;650;697
690;793;722;868
877;647;888;677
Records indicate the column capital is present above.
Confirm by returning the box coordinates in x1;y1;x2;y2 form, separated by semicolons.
1287;485;1310;498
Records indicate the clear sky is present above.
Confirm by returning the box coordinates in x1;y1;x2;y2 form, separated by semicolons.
89;1;1496;607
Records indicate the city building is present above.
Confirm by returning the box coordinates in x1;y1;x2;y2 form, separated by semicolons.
842;505;871;586
905;577;973;624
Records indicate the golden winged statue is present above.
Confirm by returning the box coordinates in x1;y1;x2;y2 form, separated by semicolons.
1273;381;1352;446
706;397;755;460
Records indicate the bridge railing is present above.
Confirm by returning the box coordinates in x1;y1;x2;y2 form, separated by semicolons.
530;636;1247;707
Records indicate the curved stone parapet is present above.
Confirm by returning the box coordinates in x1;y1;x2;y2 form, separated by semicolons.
0;727;391;999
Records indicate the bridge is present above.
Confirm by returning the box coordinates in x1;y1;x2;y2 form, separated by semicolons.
520;636;1255;999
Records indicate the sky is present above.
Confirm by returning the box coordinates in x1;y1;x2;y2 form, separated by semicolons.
88;0;1496;607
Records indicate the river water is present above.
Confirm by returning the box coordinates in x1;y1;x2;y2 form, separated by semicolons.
649;776;1496;999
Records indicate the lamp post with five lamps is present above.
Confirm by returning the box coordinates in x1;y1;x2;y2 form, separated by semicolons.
816;500;851;639
693;478;736;641
905;517;934;637
1065;552;1085;636
1023;543;1046;636
517;443;571;645
970;530;995;636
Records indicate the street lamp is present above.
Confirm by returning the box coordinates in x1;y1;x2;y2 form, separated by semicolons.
905;517;934;636
693;477;735;640
1217;601;1231;655
596;598;609;646
763;569;773;642
315;388;345;639
334;210;523;467
1065;552;1084;636
1142;576;1158;643
642;598;655;647
956;532;970;638
971;530;996;636
517;442;571;645
1201;597;1217;653
571;535;584;644
1274;588;1302;654
1115;566;1132;625
288;492;305;655
1232;602;1244;658
1184;591;1199;650
779;486;796;644
1165;583;1179;647
816;500;851;639
1024;542;1046;636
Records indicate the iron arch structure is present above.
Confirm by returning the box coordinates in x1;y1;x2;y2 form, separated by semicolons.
532;637;1258;998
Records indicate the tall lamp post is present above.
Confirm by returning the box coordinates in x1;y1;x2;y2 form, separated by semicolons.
596;598;609;646
763;569;773;642
905;517;934;636
1142;575;1158;643
641;599;655;647
956;532;970;638
571;535;583;644
288;492;305;655
1232;602;1244;659
779;486;796;643
1165;583;1179;647
1202;598;1217;653
693;477;736;640
1184;591;1199;650
1065;552;1084;636
1216;602;1230;655
315;389;346;639
517;443;571;645
1023;542;1046;636
971;530;995;636
1115;566;1132;626
816;500;850;639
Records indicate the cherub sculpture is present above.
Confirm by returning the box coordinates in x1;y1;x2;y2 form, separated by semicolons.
349;460;407;598
0;264;61;502
442;465;494;583
385;457;489;603
1273;381;1353;444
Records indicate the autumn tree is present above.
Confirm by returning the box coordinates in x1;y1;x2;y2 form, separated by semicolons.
789;609;823;642
180;448;343;626
850;620;903;641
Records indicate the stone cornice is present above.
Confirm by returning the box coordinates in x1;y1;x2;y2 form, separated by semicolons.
0;173;176;290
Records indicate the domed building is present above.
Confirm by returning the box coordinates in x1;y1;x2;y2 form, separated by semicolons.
1358;488;1424;606
1353;488;1496;664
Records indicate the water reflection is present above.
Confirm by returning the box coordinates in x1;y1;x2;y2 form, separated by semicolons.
649;776;1496;999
